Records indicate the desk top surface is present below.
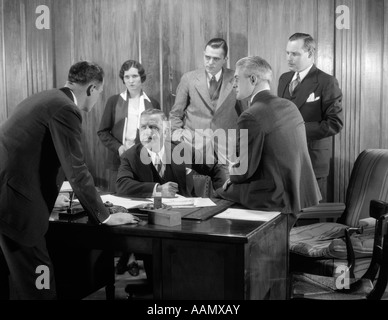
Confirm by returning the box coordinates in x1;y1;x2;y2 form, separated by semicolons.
49;199;286;244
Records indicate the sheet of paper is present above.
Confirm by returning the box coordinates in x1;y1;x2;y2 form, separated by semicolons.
193;198;216;207
99;194;152;209
214;208;281;221
60;181;72;192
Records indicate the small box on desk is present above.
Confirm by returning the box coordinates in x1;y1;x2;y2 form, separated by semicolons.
148;209;181;227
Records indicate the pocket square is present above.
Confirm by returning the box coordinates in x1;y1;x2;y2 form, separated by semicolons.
185;168;192;175
306;92;320;103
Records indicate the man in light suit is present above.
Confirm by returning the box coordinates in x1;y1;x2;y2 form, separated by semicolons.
117;109;228;198
0;61;139;300
217;56;321;215
169;38;244;163
278;33;343;201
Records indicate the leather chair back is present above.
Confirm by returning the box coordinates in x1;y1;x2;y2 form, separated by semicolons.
338;149;388;227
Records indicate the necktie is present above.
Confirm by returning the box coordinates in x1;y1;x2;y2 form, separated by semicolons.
154;153;164;177
289;72;300;96
209;75;217;99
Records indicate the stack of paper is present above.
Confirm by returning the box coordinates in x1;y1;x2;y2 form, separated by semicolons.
160;197;217;208
162;197;195;208
214;208;280;221
68;192;152;209
99;194;151;209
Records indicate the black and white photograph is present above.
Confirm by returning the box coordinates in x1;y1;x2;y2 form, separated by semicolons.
0;0;387;310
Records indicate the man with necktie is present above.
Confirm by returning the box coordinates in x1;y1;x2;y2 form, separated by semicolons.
169;38;245;165
116;108;228;198
217;56;320;214
278;33;343;201
0;61;139;299
116;108;228;292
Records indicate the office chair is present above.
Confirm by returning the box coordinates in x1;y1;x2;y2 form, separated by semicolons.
290;149;388;278
193;174;212;197
291;199;388;300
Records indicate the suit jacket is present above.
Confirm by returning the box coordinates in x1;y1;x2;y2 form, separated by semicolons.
216;90;321;213
116;142;228;198
278;65;343;177
169;67;244;147
97;90;160;169
0;88;109;247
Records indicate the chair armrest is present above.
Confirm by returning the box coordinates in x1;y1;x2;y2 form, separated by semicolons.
298;202;346;221
344;226;364;279
193;174;212;197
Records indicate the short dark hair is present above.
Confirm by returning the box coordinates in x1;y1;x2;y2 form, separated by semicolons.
141;108;168;121
67;61;104;85
289;33;316;56
119;60;146;84
205;38;228;58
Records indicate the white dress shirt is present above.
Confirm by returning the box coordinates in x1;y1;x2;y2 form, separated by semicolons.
147;146;165;196
291;64;314;83
207;69;222;88
120;90;152;149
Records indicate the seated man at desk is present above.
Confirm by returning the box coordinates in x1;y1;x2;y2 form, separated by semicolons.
115;108;228;292
217;56;321;214
116;108;228;198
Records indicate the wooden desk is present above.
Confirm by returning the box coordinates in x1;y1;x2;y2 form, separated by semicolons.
47;204;289;300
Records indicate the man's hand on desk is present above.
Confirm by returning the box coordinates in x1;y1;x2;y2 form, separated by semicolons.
54;194;70;208
104;212;140;226
157;182;179;197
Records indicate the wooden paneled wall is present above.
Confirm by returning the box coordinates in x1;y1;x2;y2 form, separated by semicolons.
334;0;388;201
0;0;387;202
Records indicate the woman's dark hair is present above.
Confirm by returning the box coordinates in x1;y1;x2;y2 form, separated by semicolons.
119;60;146;83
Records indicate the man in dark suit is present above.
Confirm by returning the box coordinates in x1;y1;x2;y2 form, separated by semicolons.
217;56;321;214
169;38;244;163
0;61;139;300
278;33;343;201
116;108;228;291
116;108;228;198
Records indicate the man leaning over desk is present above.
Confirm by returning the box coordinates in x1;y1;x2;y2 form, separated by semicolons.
116;108;228;198
0;61;139;300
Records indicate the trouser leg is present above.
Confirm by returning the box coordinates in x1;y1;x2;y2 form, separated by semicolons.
316;177;327;203
0;233;56;300
0;247;10;299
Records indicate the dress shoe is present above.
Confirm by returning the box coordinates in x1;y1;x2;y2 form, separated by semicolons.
127;261;140;277
116;261;128;275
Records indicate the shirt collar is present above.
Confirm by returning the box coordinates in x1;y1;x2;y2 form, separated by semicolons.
293;64;314;82
120;90;151;102
147;145;165;164
207;69;222;82
70;90;78;106
250;88;270;103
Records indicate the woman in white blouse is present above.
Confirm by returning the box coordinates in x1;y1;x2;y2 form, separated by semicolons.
98;60;160;276
98;60;160;192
